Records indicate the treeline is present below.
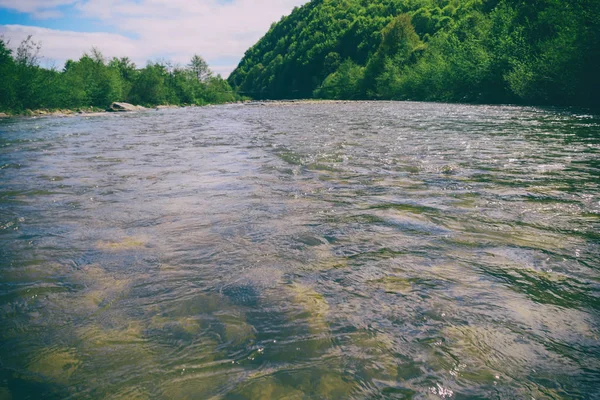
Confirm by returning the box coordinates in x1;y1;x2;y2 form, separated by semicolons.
229;0;600;108
0;37;240;114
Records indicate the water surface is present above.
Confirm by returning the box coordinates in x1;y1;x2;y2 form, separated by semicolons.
0;102;599;399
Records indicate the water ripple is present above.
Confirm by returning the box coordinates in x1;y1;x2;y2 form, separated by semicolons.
0;102;598;399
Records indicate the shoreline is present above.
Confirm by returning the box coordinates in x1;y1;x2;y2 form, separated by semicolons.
0;104;194;120
2;99;597;120
0;101;342;119
0;101;262;120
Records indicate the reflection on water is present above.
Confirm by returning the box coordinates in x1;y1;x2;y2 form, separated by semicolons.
0;102;598;399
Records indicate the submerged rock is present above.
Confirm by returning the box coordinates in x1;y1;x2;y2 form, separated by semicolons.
96;236;147;251
28;347;81;383
316;373;355;398
289;282;330;334
369;276;413;295
74;264;131;310
218;318;256;346
222;284;261;306
228;376;305;399
0;387;10;399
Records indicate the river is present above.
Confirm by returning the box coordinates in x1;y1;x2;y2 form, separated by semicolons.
0;101;599;399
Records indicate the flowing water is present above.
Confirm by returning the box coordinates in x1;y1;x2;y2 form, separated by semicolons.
0;101;599;399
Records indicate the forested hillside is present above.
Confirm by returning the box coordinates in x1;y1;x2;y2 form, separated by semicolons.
228;0;600;108
0;38;238;114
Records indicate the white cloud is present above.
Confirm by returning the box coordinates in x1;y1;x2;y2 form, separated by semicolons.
0;25;142;68
29;9;64;19
0;0;77;13
212;64;239;78
0;0;309;76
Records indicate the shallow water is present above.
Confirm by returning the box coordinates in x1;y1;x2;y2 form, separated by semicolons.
0;101;598;399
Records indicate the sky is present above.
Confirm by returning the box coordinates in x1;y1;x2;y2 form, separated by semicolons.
0;0;308;77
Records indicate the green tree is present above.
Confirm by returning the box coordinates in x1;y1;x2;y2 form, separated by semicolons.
109;57;138;101
0;39;17;111
0;38;242;113
229;0;599;108
129;63;168;106
314;59;364;99
62;50;122;108
363;13;423;98
15;35;41;67
189;54;213;82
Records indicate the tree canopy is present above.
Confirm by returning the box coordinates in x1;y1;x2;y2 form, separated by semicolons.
228;0;600;108
0;41;240;114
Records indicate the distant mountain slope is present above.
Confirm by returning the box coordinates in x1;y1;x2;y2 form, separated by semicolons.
228;0;600;108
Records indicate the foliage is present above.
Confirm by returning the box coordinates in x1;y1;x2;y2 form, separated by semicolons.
15;35;42;67
189;54;213;82
0;39;17;111
228;0;600;108
0;40;240;114
314;59;364;99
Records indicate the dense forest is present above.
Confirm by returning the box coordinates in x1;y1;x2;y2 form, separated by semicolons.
1;0;598;112
0;37;239;114
229;0;600;108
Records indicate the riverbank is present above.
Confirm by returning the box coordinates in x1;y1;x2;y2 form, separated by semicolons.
3;99;595;120
0;101;317;119
0;100;272;119
0;101;352;119
0;104;196;119
0;106;109;119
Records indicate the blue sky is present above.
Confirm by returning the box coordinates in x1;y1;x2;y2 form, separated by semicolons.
0;0;307;76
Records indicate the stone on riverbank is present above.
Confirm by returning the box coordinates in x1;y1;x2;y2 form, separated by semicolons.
107;102;145;112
